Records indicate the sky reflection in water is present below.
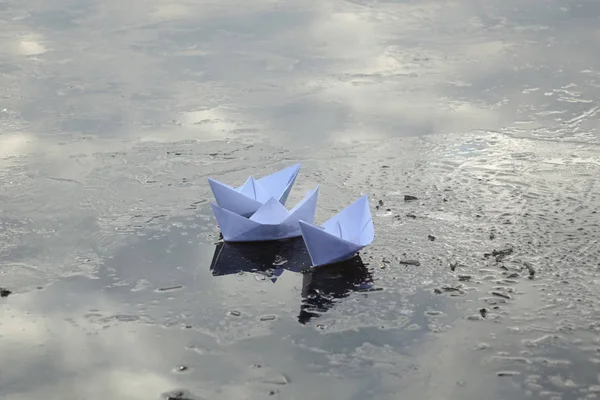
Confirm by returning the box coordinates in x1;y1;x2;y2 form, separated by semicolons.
2;0;600;399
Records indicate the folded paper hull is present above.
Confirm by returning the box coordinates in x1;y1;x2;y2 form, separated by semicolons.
208;178;262;218
298;221;364;266
298;195;374;267
253;163;300;206
213;212;303;242
211;187;318;242
208;164;300;217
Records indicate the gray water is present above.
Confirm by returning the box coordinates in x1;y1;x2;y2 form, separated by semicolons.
2;0;600;399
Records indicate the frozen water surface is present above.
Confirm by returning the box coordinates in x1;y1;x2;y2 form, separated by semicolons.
2;0;600;399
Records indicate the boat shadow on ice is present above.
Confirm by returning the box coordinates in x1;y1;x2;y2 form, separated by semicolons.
209;237;374;324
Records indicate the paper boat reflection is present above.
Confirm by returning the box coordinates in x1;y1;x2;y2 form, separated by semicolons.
297;255;373;324
209;237;312;281
208;163;301;217
209;240;374;323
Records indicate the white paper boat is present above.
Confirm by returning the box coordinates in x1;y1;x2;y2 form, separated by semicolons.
211;186;319;242
208;164;301;217
298;195;374;267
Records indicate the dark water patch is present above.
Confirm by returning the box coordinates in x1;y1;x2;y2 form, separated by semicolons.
209;237;312;277
173;365;190;373
399;259;421;266
161;389;203;400
209;237;376;324
157;285;184;292
297;257;374;325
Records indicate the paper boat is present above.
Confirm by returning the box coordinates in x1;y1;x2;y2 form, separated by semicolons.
211;186;319;242
208;164;301;217
298;195;374;267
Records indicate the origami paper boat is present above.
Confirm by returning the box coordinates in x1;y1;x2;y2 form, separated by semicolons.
298;195;374;267
208;163;301;217
211;186;319;242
